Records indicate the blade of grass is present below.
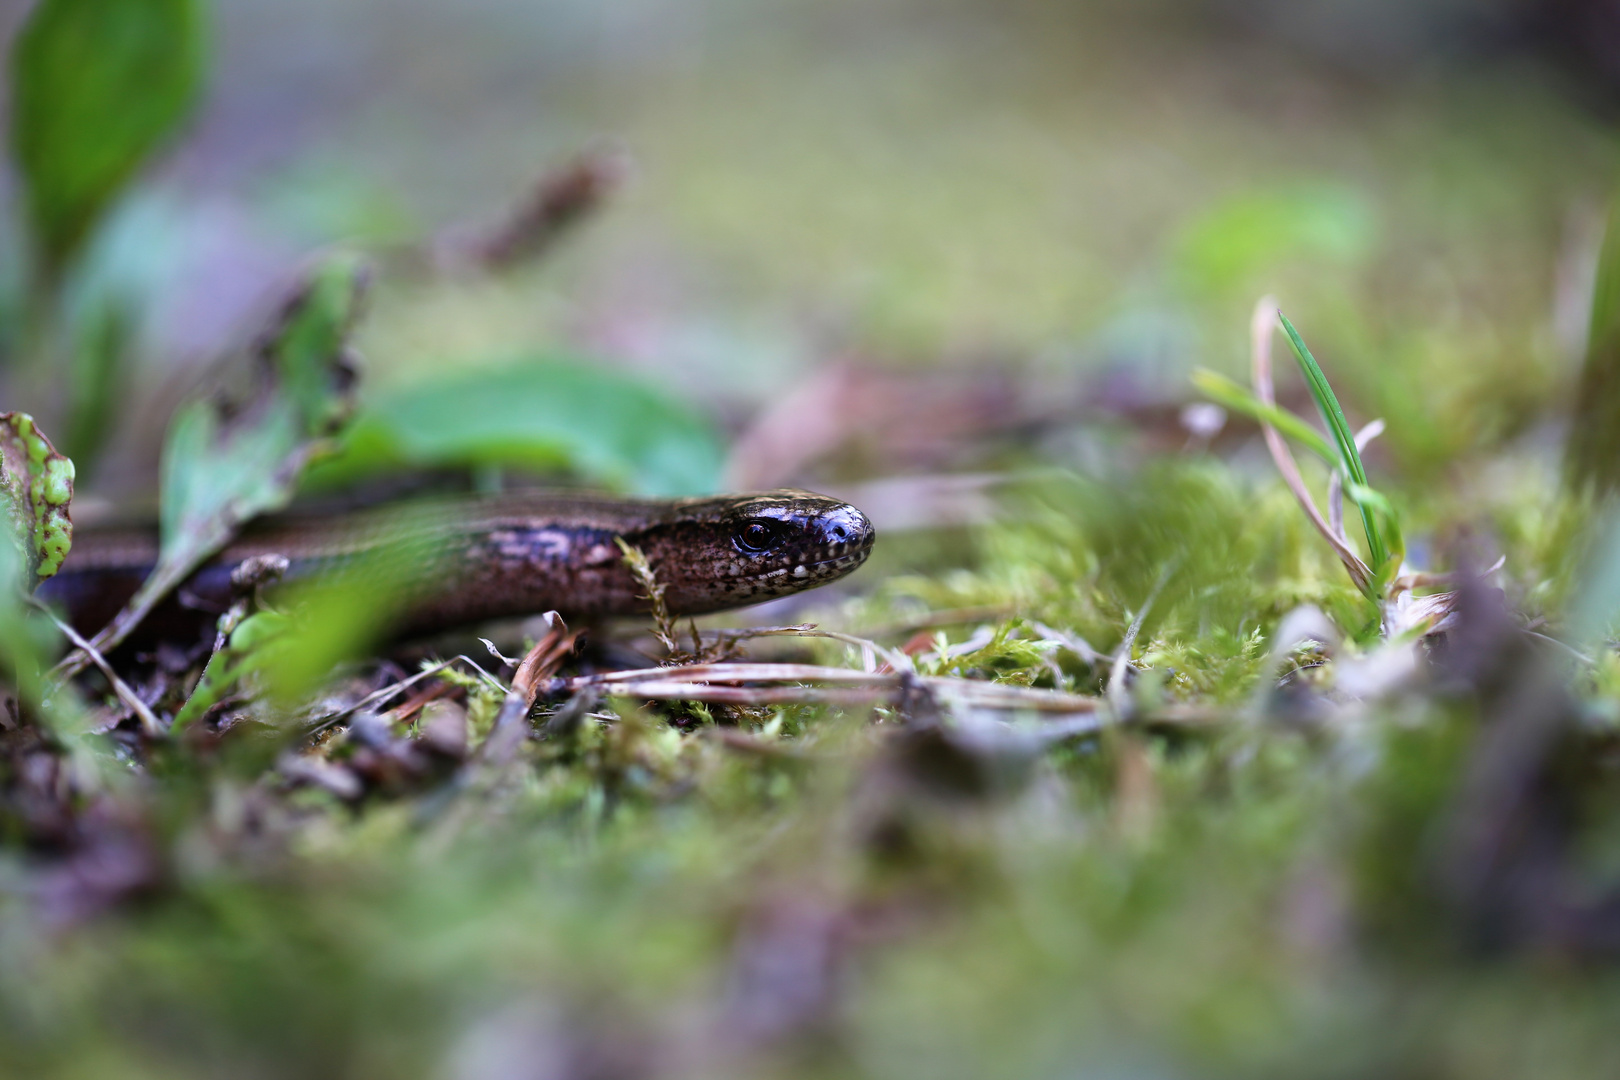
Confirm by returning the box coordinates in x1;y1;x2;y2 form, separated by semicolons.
1191;369;1339;464
1277;313;1388;571
1246;298;1373;596
1344;481;1404;573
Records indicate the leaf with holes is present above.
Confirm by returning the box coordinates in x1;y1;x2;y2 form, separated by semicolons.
72;254;367;665
0;412;75;591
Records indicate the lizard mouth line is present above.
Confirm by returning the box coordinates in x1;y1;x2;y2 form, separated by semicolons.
753;548;872;581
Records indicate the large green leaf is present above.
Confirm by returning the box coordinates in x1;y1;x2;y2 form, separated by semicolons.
9;0;205;277
304;357;726;497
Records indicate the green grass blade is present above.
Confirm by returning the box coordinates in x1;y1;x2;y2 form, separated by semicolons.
1344;481;1404;574
1190;369;1339;465
1567;195;1620;495
1277;313;1388;571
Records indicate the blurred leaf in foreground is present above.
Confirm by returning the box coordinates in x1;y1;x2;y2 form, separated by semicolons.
0;413;73;713
0;527;42;712
171;609;293;732
304;356;726;497
1567;195;1620;496
174;504;448;725
8;0;205;280
257;508;451;706
69;255;367;667
0;411;75;590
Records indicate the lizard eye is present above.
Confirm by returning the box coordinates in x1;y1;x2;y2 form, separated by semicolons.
734;519;783;554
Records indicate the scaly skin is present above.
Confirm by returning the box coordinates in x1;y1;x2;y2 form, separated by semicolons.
38;489;876;639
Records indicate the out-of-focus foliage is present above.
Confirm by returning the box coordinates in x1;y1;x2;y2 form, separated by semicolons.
1173;184;1377;302
305;357;727;497
0;413;90;730
73;254;366;662
252;505;453;704
171;608;291;730
8;0;204;279
1568;196;1620;496
158;255;363;570
169;504;451;726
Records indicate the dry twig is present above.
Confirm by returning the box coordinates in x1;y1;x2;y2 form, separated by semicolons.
432;146;627;272
31;601;162;738
305;654;506;737
552;661;1100;715
475;612;578;764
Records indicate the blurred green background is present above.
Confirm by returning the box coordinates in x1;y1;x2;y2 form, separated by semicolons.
6;0;1616;500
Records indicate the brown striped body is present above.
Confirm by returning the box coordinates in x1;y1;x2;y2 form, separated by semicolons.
38;490;875;641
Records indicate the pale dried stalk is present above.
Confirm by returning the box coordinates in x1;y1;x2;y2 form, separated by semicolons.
33;601;161;737
1327;419;1385;543
477;613;577;763
1250;297;1373;593
557;661;1100;715
1391;555;1505;592
305;654;506;736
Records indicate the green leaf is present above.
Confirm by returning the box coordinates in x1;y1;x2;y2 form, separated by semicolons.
1277;313;1389;571
171;609;293;732
256;508;451;705
158;254;365;558
69;254;367;667
0;414;75;722
0;411;75;589
174;501;453;726
1567;194;1620;496
1343;482;1405;576
1190;369;1338;465
303;357;726;497
9;0;205;279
